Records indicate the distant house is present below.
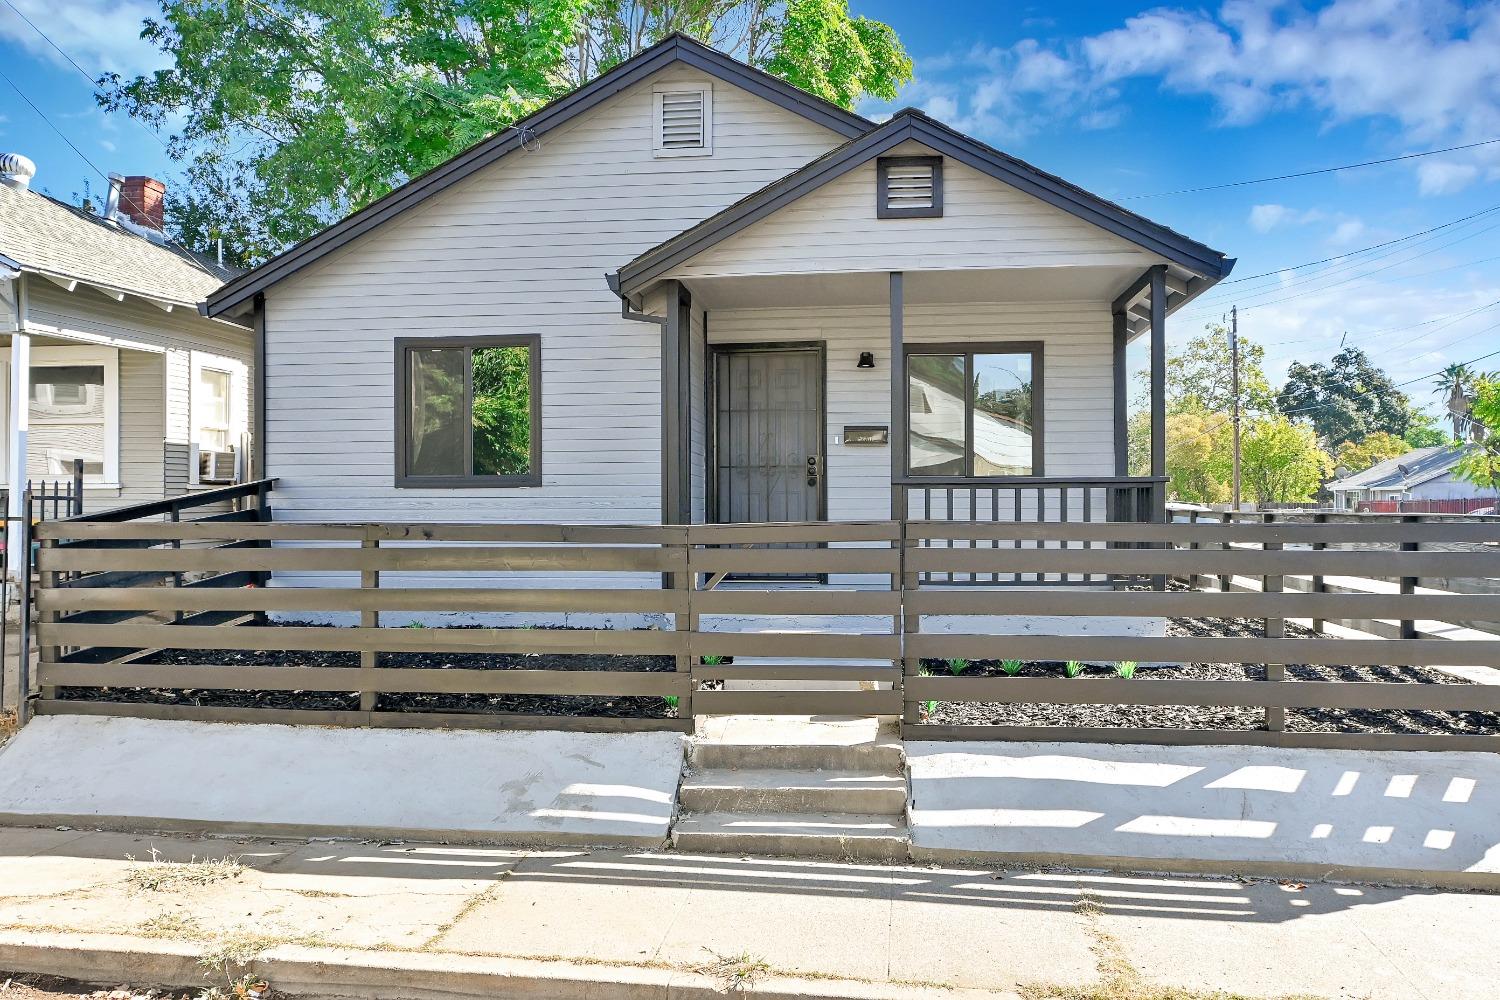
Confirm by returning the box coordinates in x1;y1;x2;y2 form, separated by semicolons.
1326;445;1492;512
0;154;254;522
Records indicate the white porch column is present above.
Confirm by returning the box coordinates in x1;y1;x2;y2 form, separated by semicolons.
5;327;29;591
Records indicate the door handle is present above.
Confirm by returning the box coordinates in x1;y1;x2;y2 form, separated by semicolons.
806;455;819;487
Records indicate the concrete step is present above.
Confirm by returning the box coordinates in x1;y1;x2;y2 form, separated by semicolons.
691;715;905;772
672;812;910;861
680;768;907;815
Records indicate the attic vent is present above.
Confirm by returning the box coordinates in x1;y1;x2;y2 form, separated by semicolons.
877;156;943;218
654;86;712;157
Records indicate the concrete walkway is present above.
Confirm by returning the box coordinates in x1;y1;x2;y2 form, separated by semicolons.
0;827;1495;999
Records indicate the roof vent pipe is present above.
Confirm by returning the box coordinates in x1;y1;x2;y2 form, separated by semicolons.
0;153;36;191
103;173;123;222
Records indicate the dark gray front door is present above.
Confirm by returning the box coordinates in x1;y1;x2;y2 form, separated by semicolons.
714;347;822;524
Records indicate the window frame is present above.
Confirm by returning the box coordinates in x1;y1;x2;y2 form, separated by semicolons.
189;351;246;456
23;345;121;487
902;341;1044;480
394;334;542;489
877;155;944;219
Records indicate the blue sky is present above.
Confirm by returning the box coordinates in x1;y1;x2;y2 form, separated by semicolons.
2;0;1498;415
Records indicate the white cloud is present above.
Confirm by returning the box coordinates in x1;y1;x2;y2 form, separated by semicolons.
1328;219;1368;245
894;0;1500;193
1249;204;1292;232
0;1;165;79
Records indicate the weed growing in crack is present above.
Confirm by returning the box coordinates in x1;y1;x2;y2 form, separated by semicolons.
699;949;771;993
125;848;245;892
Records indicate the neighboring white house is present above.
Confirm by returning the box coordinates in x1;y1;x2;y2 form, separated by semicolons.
0;156;254;527
1327;446;1492;511
203;35;1232;586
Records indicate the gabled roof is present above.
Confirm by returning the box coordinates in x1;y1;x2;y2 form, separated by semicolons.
0;182;235;308
614;107;1233;296
1327;445;1466;493
205;34;871;319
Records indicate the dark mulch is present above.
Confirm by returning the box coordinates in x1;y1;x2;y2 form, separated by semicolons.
56;622;679;719
920;614;1500;736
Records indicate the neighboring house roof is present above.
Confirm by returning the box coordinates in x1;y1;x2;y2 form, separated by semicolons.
0;182;235;308
614;108;1235;297
205;33;871;319
1326;445;1467;493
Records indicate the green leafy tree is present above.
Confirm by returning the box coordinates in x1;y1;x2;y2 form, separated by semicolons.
102;0;911;265
1404;408;1450;448
1456;376;1500;491
1334;431;1408;475
1232;415;1333;504
471;345;533;475
1164;324;1275;414
1276;347;1412;447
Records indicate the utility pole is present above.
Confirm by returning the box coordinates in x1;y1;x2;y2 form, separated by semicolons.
1229;306;1242;510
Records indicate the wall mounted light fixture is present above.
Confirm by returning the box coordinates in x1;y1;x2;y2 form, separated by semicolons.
857;351;876;369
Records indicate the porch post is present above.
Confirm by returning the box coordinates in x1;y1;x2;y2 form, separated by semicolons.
5;277;30;592
889;272;904;522
661;280;691;525
1112;309;1128;477
1148;265;1168;523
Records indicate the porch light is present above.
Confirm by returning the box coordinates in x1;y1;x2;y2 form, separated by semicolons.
857;351;876;369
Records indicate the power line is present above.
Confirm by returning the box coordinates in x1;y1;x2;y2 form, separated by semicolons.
1124;136;1500;199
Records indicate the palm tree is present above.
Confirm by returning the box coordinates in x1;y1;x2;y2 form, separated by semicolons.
1432;363;1475;440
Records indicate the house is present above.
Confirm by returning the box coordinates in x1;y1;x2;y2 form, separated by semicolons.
202;35;1232;596
1327;445;1493;512
0;155;254;540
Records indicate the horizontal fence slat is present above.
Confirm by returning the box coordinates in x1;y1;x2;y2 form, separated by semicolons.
906;547;1496;577
688;521;900;543
903;724;1500;753
904;676;1500;711
689;548;898;575
690;589;901;615
690;632;899;659
693;689;903;716
39;521;691;544
694;664;902;682
38;663;685;697
39;545;687;575
909;519;1500;544
902;590;1500;620
40;623;686;656
905;634;1500;667
39;586;689;616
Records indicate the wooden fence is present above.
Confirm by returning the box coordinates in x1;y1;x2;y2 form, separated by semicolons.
26;513;1500;750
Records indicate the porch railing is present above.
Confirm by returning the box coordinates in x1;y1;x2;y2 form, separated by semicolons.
0;459;86;521
24;511;1500;752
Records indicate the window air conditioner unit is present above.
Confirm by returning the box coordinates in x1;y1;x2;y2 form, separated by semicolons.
198;447;238;484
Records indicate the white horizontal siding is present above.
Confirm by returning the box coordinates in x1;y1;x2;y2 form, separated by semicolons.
667;144;1157;280
264;63;844;541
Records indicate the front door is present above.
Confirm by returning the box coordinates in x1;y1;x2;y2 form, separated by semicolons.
713;346;823;525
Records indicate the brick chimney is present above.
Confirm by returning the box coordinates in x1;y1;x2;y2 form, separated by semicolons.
118;175;165;232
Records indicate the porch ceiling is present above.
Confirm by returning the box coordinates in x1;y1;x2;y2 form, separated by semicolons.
682;265;1162;311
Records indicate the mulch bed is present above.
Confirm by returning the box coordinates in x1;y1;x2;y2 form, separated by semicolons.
55;623;679;719
921;614;1500;736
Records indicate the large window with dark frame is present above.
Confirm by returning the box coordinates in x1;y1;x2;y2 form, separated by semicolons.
395;335;540;487
905;344;1041;478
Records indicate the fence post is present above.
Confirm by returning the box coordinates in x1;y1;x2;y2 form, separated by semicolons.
1263;511;1285;732
1219;510;1232;593
70;458;84;517
901;519;921;729
1310;512;1327;634
168;507;184;624
36;526;58;705
16;492;34;724
1399;514;1418;640
360;531;379;716
1186;509;1200;590
676;530;693;724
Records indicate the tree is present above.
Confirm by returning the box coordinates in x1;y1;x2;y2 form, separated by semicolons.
1164;324;1275;414
1455;375;1500;491
101;1;911;265
1276;347;1411;447
1335;431;1408;475
1403;408;1450;449
1235;415;1333;504
1432;362;1476;439
1127;405;1231;504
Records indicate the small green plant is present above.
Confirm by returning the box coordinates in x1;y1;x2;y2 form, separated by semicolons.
1114;660;1139;679
403;621;427;628
663;695;679;709
999;658;1025;676
946;657;969;676
1063;659;1084;678
917;665;937;717
700;654;724;665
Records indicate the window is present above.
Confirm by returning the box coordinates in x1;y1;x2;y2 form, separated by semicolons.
905;344;1041;478
25;346;119;484
653;85;712;157
196;366;233;452
877;156;943;218
395;335;540;487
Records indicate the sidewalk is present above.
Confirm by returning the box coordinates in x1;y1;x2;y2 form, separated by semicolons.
0;827;1496;999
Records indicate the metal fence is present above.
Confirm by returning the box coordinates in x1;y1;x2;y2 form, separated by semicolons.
20;513;1500;751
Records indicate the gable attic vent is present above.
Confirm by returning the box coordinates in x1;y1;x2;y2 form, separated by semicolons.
877;156;943;218
654;86;712;157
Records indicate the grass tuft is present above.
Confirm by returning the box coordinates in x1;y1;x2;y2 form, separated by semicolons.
946;657;970;676
999;658;1025;676
125;848;245;892
1114;661;1139;679
1064;659;1085;678
698;949;771;993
